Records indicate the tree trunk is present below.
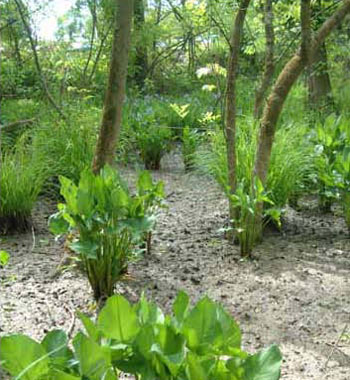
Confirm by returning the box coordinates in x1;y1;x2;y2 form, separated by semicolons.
254;0;350;238
224;0;251;225
82;0;97;83
92;0;134;174
254;0;275;119
308;42;335;111
134;0;148;90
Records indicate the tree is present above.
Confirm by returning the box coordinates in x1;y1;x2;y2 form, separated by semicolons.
92;0;134;174
253;0;275;119
224;0;251;226
253;0;350;239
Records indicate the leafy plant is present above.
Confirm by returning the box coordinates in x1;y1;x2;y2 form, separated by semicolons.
312;114;347;212
0;292;283;380
182;126;200;171
227;179;281;256
136;123;172;170
334;147;350;234
49;166;164;301
0;250;10;267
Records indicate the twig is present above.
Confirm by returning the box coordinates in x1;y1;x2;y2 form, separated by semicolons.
0;118;35;131
324;324;348;370
31;225;36;252
65;305;76;340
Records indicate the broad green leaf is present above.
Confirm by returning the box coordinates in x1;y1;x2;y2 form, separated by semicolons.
136;294;165;326
186;352;208;380
73;333;111;380
41;330;73;370
242;345;282;380
49;212;70;235
98;295;140;342
77;312;100;342
60;176;78;214
183;297;241;354
173;291;190;326
76;188;94;217
137;171;153;194
70;240;98;259
0;335;50;380
151;324;186;376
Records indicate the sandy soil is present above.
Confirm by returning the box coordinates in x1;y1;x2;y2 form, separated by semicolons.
1;153;349;379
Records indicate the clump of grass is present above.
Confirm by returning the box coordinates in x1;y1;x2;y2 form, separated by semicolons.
0;145;42;234
31;106;99;193
196;117;313;209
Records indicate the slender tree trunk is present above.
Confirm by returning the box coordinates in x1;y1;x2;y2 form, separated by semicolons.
308;42;335;111
82;0;97;83
88;22;113;83
224;0;251;224
134;0;148;90
254;0;274;119
254;0;350;238
92;0;134;174
14;0;67;121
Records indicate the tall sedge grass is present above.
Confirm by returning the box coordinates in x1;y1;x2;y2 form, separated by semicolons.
196;116;314;208
31;105;99;193
0;142;42;233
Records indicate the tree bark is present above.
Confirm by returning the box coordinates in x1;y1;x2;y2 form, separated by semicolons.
134;0;148;90
224;0;251;223
14;0;67;121
254;0;275;119
92;0;134;174
254;0;350;235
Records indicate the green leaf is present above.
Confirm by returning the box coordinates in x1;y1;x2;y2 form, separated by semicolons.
242;345;282;380
182;297;241;355
186;352;208;380
98;295;140;342
151;324;186;376
0;335;50;380
49;212;70;236
73;333;111;380
173;291;190;327
0;250;10;266
41;330;73;370
137;171;153;194
69;240;98;259
136;293;165;325
77;312;100;342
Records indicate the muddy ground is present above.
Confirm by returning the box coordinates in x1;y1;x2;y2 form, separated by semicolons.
1;153;349;380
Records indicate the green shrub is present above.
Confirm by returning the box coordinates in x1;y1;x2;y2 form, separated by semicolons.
0;292;282;380
136;122;172;170
49;166;164;301
0;145;42;234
